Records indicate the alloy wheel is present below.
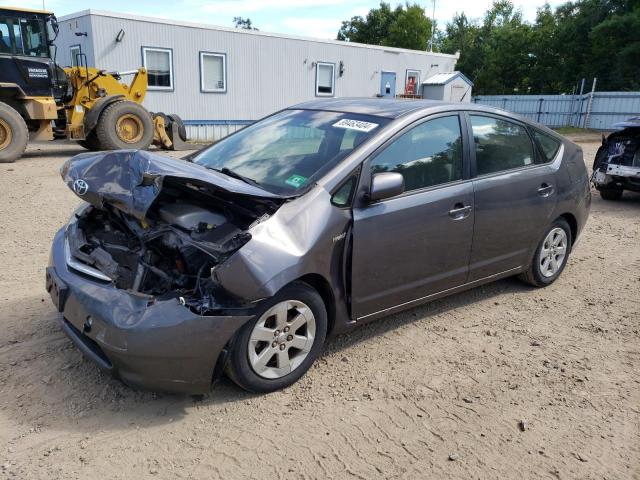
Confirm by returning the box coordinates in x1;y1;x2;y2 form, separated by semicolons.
248;300;316;379
539;227;567;277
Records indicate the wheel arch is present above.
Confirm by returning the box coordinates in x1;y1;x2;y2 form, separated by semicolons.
556;212;578;247
296;273;336;336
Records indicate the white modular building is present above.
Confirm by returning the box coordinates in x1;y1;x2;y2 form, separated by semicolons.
55;10;460;141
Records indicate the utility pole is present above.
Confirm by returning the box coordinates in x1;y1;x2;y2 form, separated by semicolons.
575;78;585;128
429;0;435;52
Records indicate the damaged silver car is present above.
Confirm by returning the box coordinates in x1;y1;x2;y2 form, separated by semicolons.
592;117;640;200
46;99;590;394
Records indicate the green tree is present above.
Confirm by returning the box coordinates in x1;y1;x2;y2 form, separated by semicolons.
337;2;399;44
337;2;431;50
384;4;433;50
233;17;258;30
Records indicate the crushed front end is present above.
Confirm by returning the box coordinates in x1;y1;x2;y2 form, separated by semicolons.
592;121;640;197
46;150;284;393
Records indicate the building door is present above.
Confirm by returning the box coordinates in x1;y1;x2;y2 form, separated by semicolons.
380;72;396;98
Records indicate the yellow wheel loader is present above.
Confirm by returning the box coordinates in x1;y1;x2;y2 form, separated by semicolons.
0;6;187;163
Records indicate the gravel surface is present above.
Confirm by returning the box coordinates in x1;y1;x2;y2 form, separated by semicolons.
0;138;638;479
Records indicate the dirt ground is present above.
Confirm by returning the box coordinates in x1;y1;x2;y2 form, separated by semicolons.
0;138;638;480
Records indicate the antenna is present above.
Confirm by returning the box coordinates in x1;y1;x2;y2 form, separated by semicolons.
429;0;436;52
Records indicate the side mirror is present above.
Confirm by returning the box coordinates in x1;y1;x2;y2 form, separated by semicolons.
369;172;404;201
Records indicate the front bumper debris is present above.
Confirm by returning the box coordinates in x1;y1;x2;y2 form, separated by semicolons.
47;228;254;394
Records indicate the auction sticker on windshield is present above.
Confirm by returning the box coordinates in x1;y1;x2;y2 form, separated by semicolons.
285;174;308;188
332;119;379;132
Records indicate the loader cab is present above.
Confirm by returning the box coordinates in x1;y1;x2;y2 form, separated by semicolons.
0;7;58;97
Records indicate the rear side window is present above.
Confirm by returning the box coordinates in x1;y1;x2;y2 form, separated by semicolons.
370;115;463;192
470;115;534;175
532;129;561;163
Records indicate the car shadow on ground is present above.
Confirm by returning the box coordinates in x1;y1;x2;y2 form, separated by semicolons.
2;275;532;434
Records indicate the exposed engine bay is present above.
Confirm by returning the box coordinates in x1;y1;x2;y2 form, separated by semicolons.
61;150;285;314
592;119;640;198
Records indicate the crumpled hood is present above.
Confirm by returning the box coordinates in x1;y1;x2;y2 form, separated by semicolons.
60;149;282;220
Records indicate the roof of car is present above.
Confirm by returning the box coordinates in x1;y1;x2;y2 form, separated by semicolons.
291;98;462;119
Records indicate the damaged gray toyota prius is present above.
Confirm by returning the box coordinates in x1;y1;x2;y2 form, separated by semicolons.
46;99;591;394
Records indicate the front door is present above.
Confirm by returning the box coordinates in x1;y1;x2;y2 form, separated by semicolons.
351;114;474;319
380;71;396;98
467;113;558;280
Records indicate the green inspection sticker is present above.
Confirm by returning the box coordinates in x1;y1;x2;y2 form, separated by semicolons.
285;174;307;188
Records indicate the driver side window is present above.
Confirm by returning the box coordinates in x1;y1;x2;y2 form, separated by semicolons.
370;115;463;193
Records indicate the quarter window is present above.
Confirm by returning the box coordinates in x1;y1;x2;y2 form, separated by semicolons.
370;115;464;192
532;129;561;163
200;52;226;92
142;47;173;90
316;62;335;97
470;115;534;175
332;175;358;207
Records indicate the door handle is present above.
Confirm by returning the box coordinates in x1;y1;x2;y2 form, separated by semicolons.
537;183;554;197
449;203;473;220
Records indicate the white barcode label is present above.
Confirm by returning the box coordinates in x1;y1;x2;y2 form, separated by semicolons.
332;119;379;132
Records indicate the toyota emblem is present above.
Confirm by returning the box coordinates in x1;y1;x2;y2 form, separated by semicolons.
73;179;89;195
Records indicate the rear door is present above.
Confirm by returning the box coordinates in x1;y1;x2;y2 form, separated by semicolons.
467;113;558;281
351;113;474;319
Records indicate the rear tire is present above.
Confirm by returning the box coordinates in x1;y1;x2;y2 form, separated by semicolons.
226;282;327;393
95;101;153;150
519;218;572;288
0;102;28;163
598;185;623;201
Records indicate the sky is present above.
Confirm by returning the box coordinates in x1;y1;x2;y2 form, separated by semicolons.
25;0;564;40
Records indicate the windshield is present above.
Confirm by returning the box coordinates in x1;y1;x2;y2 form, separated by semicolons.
0;16;48;57
193;109;389;195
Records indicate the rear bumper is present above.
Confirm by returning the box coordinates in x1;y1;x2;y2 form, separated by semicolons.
46;228;253;394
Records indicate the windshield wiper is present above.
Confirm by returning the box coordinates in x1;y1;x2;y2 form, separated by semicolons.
211;167;261;187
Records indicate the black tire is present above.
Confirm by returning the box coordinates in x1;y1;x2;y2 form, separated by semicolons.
0;102;28;163
168;114;187;142
226;282;327;393
598;185;623;201
76;130;101;151
95;101;153;150
519;218;572;288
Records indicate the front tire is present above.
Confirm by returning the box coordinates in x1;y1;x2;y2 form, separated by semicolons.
597;185;623;201
77;130;101;151
226;282;327;393
519;218;572;287
95;101;154;150
0;102;28;163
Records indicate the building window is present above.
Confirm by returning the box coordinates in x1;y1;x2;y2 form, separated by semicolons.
70;44;81;67
316;62;335;97
200;52;226;93
142;47;173;90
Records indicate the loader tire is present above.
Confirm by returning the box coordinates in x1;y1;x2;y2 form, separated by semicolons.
95;101;153;150
77;130;101;151
0;102;28;163
168;114;187;142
